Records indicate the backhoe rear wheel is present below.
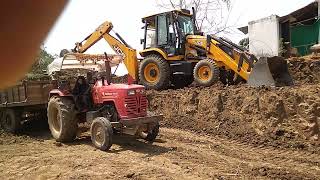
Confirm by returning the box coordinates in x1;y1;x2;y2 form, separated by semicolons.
139;54;170;90
193;59;220;87
47;96;77;142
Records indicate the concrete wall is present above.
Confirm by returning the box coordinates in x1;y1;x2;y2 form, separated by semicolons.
248;15;280;57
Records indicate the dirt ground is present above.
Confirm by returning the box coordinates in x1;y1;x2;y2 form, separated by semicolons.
1;125;319;180
0;57;320;179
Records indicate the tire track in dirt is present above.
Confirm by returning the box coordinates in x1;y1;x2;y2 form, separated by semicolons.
161;128;320;179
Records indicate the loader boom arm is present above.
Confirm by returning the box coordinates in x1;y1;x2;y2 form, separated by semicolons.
73;21;138;81
203;35;256;81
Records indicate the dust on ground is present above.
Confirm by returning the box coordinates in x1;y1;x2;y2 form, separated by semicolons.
0;57;320;179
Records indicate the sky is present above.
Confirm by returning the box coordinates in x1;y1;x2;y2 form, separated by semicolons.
44;0;314;56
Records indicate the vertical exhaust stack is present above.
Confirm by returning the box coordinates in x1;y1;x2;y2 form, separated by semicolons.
248;57;294;87
104;52;112;85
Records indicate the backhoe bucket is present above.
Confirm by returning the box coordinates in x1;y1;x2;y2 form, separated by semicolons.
248;56;293;87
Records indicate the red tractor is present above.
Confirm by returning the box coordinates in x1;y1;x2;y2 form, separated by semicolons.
47;54;161;151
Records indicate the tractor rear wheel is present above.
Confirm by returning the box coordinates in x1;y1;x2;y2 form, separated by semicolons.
139;54;170;90
193;59;220;87
90;117;113;151
1;109;22;133
47;96;77;142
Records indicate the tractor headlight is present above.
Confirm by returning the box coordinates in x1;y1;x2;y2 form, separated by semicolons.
128;90;136;95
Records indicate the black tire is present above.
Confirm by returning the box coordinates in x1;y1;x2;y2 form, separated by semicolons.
1;109;22;133
47;96;77;142
90;117;113;151
144;121;160;142
193;59;220;87
171;76;194;89
139;54;170;90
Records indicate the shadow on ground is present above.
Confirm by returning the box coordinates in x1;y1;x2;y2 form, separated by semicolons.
67;133;173;157
6;118;172;156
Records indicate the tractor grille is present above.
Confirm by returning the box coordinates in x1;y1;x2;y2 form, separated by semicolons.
124;95;147;117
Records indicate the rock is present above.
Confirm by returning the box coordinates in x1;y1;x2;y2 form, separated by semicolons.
258;167;267;176
169;146;178;151
54;142;62;147
172;161;179;165
125;173;135;178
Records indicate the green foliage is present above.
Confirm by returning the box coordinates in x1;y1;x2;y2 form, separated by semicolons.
279;38;287;55
239;37;249;50
26;47;54;80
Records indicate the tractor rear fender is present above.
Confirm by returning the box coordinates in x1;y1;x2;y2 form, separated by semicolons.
49;89;72;98
49;89;70;97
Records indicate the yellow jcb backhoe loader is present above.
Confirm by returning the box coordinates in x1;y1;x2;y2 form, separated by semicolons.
69;8;293;90
138;8;293;89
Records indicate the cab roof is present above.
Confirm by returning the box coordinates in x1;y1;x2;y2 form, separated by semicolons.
142;9;192;23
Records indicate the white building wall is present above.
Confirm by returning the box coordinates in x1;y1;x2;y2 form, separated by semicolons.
248;15;280;57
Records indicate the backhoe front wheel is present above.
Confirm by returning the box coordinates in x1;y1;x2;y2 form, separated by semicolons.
139;55;170;90
193;59;220;87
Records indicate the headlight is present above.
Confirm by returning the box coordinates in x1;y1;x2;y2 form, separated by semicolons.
128;90;136;95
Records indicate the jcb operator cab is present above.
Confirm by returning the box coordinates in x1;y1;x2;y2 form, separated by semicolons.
140;9;196;58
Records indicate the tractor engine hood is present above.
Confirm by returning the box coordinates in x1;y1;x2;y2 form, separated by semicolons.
94;80;146;97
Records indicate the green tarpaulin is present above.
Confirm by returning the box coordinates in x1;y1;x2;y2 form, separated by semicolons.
290;20;320;56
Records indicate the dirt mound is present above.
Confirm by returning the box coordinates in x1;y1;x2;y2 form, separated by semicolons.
288;57;320;84
146;57;320;152
111;74;128;84
51;68;92;80
147;83;320;152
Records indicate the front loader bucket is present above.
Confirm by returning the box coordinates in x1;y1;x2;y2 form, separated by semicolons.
248;56;294;87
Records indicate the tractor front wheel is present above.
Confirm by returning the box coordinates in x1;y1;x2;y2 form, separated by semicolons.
90;117;113;151
144;121;160;142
